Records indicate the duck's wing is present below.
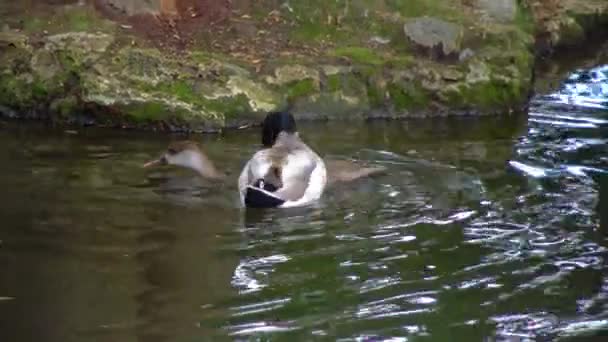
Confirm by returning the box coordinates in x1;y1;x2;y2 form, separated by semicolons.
238;149;276;205
326;159;386;184
238;158;252;205
272;150;317;202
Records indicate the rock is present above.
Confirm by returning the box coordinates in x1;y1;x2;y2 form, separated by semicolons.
466;61;491;84
31;50;61;81
321;65;351;76
459;48;475;62
442;68;464;82
45;32;114;68
46;32;114;54
226;75;281;112
50;95;79;117
102;0;160;16
0;31;29;49
476;0;517;23
116;48;174;86
369;36;391;45
266;65;320;87
403;17;462;59
0;105;18;119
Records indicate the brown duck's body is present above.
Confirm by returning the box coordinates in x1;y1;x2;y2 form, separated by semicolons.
326;160;387;184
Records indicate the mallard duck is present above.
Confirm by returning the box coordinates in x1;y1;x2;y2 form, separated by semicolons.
142;140;226;180
237;111;327;208
143;112;385;208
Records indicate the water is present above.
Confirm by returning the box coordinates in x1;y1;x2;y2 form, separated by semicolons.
0;66;607;342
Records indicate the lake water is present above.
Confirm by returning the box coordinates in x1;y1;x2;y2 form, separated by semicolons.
0;65;607;341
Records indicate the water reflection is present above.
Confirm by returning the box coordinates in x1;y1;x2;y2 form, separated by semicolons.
0;63;607;341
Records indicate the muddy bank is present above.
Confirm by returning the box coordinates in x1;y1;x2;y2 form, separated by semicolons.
0;0;606;132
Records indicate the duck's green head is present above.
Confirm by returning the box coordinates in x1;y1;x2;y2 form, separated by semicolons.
261;111;297;148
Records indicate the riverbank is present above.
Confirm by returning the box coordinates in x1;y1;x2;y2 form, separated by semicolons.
0;0;607;132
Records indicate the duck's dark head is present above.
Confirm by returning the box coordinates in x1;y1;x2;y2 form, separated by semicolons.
261;111;297;147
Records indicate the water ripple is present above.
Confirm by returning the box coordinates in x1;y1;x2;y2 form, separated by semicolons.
2;62;608;342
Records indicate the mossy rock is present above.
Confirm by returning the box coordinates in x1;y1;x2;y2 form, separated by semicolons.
0;0;557;129
387;81;431;112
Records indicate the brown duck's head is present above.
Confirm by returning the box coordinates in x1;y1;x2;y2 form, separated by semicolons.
143;141;222;178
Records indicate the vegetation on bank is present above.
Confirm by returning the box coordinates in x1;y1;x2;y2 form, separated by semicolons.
0;0;606;132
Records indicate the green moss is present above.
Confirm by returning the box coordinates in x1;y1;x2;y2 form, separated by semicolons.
22;17;47;33
327;74;341;92
559;20;586;47
168;81;197;103
286;79;317;101
286;1;352;43
367;81;385;107
386;55;415;68
387;82;429;110
57;51;78;72
127;76;255;122
471;82;505;108
31;81;48;100
514;2;535;35
190;51;215;64
385;0;460;21
446;78;526;111
21;6;115;34
64;8;98;32
292;21;349;43
367;86;384;107
205;94;252;119
0;76;26;106
140;80;199;105
189;51;245;68
332;47;385;66
0;72;66;110
570;9;608;33
339;73;368;98
0;73;68;110
125;102;168;122
285;0;467;46
285;0;404;46
50;96;79;118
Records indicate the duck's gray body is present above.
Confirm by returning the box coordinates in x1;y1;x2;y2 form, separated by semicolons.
238;132;327;208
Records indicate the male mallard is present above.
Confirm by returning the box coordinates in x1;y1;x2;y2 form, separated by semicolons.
237;111;327;208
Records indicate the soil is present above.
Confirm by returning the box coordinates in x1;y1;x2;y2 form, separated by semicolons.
91;0;324;64
0;0;322;63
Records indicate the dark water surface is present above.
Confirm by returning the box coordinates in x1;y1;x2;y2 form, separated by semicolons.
0;67;607;342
